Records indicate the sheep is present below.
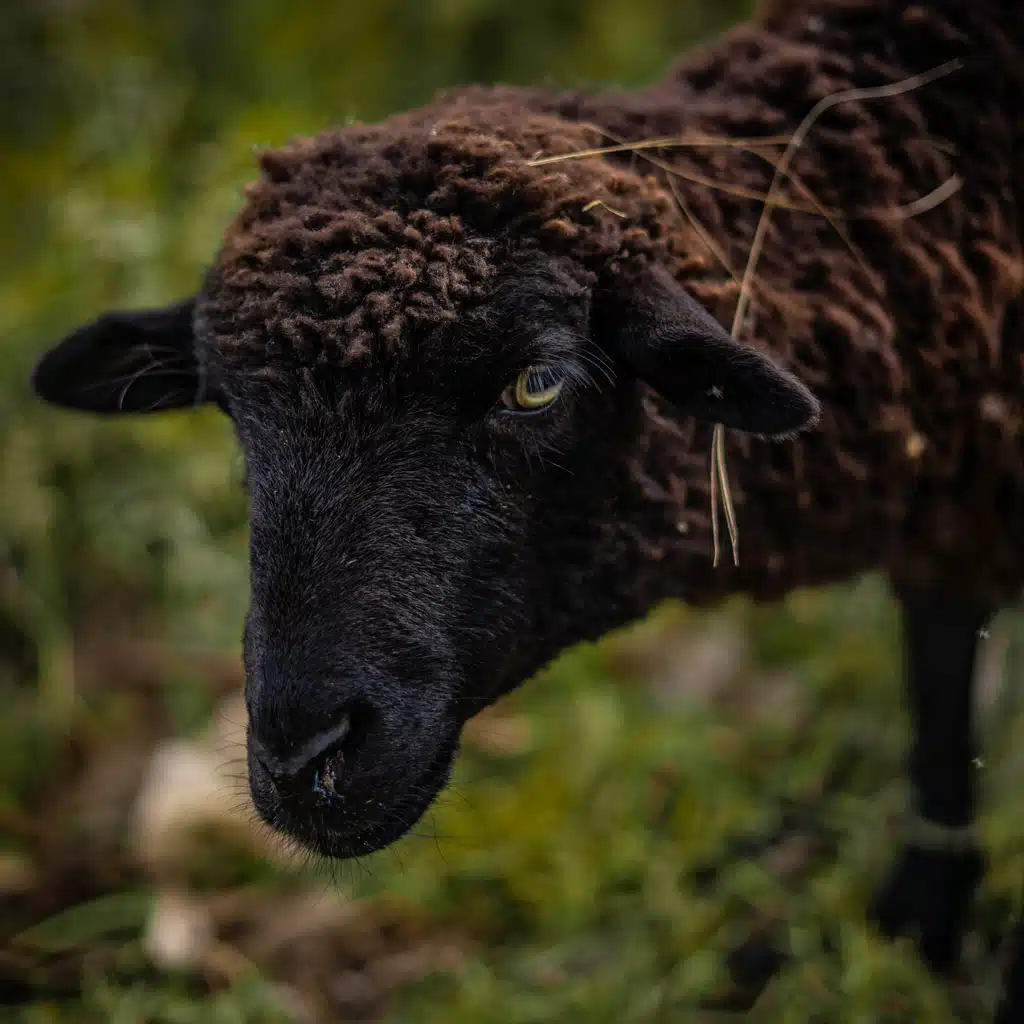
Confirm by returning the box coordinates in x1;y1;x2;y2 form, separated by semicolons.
28;0;1024;1016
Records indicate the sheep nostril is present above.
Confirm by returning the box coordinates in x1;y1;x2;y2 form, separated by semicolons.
251;713;353;794
282;714;352;781
301;722;352;798
311;747;345;797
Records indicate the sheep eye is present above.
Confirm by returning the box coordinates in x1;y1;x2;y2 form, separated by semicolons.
500;364;564;413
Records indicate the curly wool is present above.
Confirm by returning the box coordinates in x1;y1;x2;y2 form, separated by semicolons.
204;0;1024;607
204;114;678;376
608;0;1024;608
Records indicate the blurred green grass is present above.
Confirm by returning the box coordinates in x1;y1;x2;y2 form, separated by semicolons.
2;2;1024;1021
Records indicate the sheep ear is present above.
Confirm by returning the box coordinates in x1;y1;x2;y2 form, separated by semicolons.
603;267;820;438
30;297;219;415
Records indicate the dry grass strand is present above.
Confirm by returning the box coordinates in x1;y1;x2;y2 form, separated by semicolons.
711;57;965;567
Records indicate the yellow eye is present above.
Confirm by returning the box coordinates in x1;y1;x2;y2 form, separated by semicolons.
501;364;564;412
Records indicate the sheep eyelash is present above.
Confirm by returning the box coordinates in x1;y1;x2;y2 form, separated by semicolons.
494;353;610;420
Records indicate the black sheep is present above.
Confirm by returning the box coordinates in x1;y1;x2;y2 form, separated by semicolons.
29;0;1024;1017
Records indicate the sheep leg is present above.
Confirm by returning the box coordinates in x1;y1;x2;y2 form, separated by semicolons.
995;917;1024;1023
869;584;992;973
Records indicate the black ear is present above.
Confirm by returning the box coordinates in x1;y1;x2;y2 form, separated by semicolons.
603;266;820;438
30;297;219;415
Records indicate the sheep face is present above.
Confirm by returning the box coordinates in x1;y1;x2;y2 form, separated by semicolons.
30;115;819;859
225;256;633;859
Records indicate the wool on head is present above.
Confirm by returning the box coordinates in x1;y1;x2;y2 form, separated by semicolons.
203;110;681;380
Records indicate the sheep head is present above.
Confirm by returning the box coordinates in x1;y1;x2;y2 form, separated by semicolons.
30;105;818;859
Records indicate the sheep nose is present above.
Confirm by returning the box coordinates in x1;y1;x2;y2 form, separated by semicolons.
251;714;352;793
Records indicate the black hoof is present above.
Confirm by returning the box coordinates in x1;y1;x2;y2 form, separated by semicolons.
869;843;985;973
695;928;790;1013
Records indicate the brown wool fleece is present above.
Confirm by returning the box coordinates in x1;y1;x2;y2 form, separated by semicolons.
202;0;1024;609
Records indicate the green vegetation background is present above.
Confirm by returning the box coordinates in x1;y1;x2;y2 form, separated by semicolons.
2;1;1023;1020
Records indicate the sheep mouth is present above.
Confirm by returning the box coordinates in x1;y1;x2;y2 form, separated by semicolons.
257;734;460;861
